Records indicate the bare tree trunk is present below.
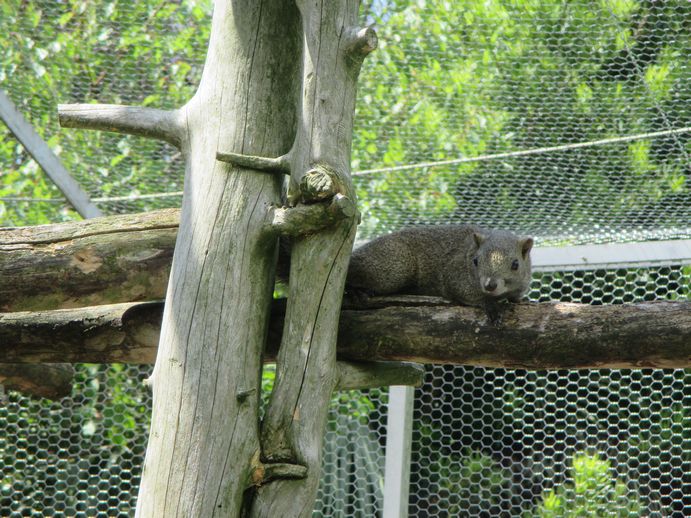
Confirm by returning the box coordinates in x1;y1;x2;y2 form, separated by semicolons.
241;2;373;515
133;3;301;515
60;1;302;515
56;0;375;514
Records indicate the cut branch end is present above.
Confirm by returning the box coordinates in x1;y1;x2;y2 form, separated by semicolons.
269;194;356;238
345;26;378;57
336;361;425;390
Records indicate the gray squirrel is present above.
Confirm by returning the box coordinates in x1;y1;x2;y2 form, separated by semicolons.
277;225;533;321
345;225;533;320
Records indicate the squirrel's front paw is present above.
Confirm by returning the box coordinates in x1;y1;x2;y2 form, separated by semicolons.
483;299;505;325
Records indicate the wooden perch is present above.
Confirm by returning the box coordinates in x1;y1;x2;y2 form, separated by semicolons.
0;209;178;312
0;210;175;399
58;104;184;148
2;209;689;372
0;363;74;399
1;298;688;369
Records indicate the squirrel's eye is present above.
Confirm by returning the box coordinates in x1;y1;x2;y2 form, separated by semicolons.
511;259;519;271
473;257;478;267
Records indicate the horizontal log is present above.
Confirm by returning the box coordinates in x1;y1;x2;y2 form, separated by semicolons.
0;209;178;311
1;297;689;369
335;361;425;390
0;363;74;399
0;209;174;398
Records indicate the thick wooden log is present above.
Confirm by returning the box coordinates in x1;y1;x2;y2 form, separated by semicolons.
0;209;177;400
0;209;178;312
0;210;172;400
0;363;74;399
2;298;689;369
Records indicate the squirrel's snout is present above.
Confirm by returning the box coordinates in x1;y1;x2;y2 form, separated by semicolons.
482;277;508;296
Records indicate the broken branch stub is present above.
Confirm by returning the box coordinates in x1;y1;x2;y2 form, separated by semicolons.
58;104;184;148
296;164;348;204
215;150;292;176
268;194;356;238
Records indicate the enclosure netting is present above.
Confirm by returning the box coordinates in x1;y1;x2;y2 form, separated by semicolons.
1;0;689;516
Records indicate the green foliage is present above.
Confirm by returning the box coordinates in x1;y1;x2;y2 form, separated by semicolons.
526;454;642;517
353;0;690;237
435;450;513;515
4;0;687;234
0;0;212;225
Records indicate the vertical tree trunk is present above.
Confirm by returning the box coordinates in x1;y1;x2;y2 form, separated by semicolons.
250;1;373;515
59;1;373;515
135;2;302;515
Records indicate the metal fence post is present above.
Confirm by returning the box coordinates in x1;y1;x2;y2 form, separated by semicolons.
383;385;415;518
0;89;102;219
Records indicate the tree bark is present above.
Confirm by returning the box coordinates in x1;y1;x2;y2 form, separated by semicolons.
245;2;372;515
3;298;689;369
0;209;178;312
0;363;74;399
0;209;176;400
139;3;302;515
59;1;304;515
53;1;376;514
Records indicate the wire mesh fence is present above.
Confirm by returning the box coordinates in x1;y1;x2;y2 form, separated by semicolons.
1;0;690;516
1;266;688;516
0;365;389;517
409;265;690;517
1;0;689;242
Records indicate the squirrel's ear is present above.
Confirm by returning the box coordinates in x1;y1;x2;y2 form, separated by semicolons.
520;237;534;258
473;232;486;248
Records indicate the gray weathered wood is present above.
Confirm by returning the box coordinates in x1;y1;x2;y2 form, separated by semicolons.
58;104;184;148
0;89;102;218
58;1;304;515
3;298;689;369
335;361;425;390
269;194;357;238
249;2;374;515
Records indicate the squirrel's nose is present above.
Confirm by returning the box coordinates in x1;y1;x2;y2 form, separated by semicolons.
484;279;498;292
